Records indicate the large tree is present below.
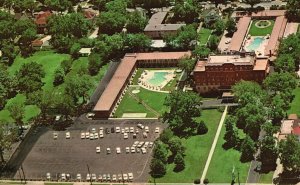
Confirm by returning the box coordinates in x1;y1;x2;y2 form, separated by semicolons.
240;135;256;162
163;90;202;135
126;10;147;33
193;45;210;59
285;0;300;21
223;116;240;149
152;141;168;164
259;134;278;170
264;72;297;97
44;0;72;13
171;0;199;23
178;56;196;76
150;158;166;178
0;64;16;109
279;135;300;174
168;136;185;155
97;11;127;35
16;62;45;94
124;33;152;52
6;97;25;126
274;54;296;73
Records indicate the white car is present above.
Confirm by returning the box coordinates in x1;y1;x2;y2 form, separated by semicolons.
131;147;136;153
96;146;101;153
137;141;144;148
102;174;106;181
128;173;133;181
55;115;62;121
116;127;120;133
125;127;129;133
112;174;117;181
130;127;134;133
89;133;94;140
106;147;111;154
99;132;104;138
65;132;70;139
86;174;91;181
137;123;144;129
121;129;125;134
46;172;51;180
94;133;99;139
124;133;128;139
61;173;66;181
86;112;95;119
133;141;139;147
92;174;96;181
123;173;128;181
144;141;149;148
76;173;81;181
135;129;139;134
118;174;122;181
116;147;121;154
91;128;96;133
155;127;160;133
143;132;147;138
126;147;130;153
53;132;58;139
141;147;147;154
145;126;149;133
149;142;154;148
81;132;85;139
99;127;104;132
85;132;90;139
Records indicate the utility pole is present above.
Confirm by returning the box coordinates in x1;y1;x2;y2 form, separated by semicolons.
86;164;92;185
20;164;26;184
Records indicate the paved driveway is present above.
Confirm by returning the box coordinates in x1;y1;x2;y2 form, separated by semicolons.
9;120;163;183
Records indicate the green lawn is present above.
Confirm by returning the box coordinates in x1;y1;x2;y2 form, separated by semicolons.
154;109;223;183
248;20;275;36
288;87;300;116
259;171;274;183
0;51;108;123
198;28;211;45
206;124;250;183
114;87;168;118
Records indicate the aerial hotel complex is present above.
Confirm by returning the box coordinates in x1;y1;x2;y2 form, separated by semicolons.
192;10;298;94
93;51;191;118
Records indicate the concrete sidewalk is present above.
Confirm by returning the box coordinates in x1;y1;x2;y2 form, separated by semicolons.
200;106;228;183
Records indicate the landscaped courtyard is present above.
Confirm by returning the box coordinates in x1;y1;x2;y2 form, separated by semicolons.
198;28;212;45
152;109;223;183
115;68;181;118
248;20;275;36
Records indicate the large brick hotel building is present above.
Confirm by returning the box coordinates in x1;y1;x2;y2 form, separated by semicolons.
193;53;269;93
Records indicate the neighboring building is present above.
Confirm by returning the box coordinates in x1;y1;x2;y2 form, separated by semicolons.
93;51;191;118
204;9;220;26
193;53;269;93
144;11;185;39
279;114;300;141
79;48;92;56
35;11;52;34
83;10;96;21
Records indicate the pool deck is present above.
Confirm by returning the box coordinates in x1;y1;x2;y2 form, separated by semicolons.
139;69;175;93
244;36;269;56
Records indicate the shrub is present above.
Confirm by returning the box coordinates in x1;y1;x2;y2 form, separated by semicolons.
194;179;201;184
197;120;208;135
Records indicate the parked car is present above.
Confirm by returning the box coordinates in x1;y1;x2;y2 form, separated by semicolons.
96;146;101;153
46;172;51;180
94;133;99;139
155;127;160;133
130;127;134;133
81;132;85;139
137;123;144;129
112;174;117;181
141;148;147;154
65;132;70;139
98;174;102;181
131;147;136;153
116;127;120;133
85;132;90;139
116;147;121;154
105;128;110;134
111;127;115;133
128;173;133;181
92;174;96;181
107;147;111;154
124;133;128;139
53;132;58;139
145;126;149;133
126;147;130;153
76;173;81;181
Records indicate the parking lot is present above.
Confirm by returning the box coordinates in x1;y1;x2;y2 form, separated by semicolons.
11;119;163;182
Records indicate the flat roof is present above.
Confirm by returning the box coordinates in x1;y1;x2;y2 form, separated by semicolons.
264;16;287;55
144;24;185;32
228;16;251;51
194;55;268;72
148;11;167;25
253;59;268;71
280;120;294;135
93;51;191;112
232;10;286;18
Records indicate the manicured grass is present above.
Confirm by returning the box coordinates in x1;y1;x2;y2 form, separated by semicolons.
9;50;70;92
162;72;180;92
288;87;300;116
0;94;40;124
154;109;223;183
206;124;250;183
114;87;168;118
259;171;274;183
248;20;275;36
198;28;211;45
132;68;144;85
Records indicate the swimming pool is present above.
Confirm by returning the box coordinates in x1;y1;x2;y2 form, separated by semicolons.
147;72;168;86
246;37;265;52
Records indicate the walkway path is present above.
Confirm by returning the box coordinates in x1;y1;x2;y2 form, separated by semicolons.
200;106;228;184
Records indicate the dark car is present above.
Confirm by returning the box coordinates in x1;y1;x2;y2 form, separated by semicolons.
105;128;110;134
111;127;115;133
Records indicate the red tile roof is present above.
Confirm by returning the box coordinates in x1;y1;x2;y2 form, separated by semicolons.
292;127;300;136
35;11;52;25
229;16;251;52
84;10;96;19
